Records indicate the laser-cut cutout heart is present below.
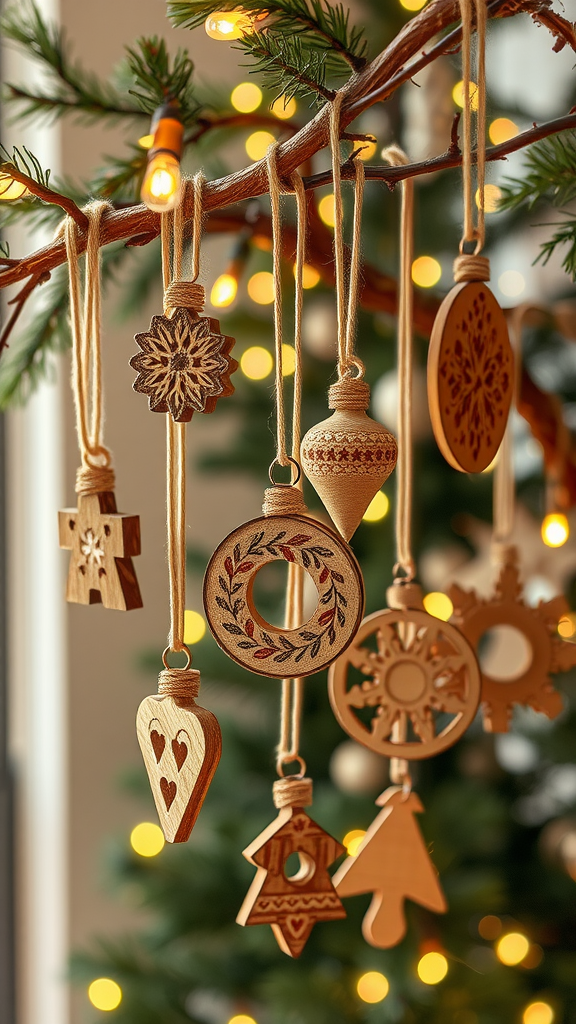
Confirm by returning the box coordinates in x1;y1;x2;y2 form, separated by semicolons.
172;734;188;771
150;729;165;763
160;777;177;809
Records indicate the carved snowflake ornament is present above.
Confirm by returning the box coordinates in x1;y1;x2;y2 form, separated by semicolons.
448;549;576;732
131;308;237;421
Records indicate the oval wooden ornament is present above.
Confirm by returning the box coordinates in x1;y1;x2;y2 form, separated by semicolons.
203;513;365;678
328;602;480;759
427;281;514;473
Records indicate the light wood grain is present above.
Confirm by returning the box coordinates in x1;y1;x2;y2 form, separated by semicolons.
58;490;142;611
333;786;446;948
136;693;221;843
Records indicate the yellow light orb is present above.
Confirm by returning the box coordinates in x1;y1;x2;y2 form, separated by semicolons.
184;609;206;644
357;138;378;161
423;592;454;622
411;256;441;288
478;914;502;940
523;1002;554;1024
228;1016;258;1024
318;193;336;227
400;0;427;9
231;82;263;113
452;80;479;110
88;978;123;1011
247;270;275;305
541;512;569;548
137;134;155;150
343;829;366;856
294;263;320;289
245;130;275;161
417;951;449;985
271;95;297;120
0;174;29;201
498;270;525;298
362;491;390;523
489;117;519;145
210;273;238;308
558;614;576;639
141;153;181;213
496;931;530;966
281;343;296;377
130;822;165;858
240;346;273;380
205;11;254;40
476;184;502;213
357;971;390;1003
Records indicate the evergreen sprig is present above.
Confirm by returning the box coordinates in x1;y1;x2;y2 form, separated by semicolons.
0;143;51;188
124;37;200;122
239;30;337;102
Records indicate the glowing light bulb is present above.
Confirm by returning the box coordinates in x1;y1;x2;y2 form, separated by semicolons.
423;592;453;621
294;263;320;289
318;193;335;227
417;951;449;984
523;1001;554;1024
138;134;154;150
489;117;519;145
362;491;390;522
343;829;366;856
558;614;576;639
240;346;273;380
496;932;530;966
281;343;296;376
140;103;184;213
452;80;479;110
88;978;123;1011
476;184;502;212
184;609;206;644
245;130;275;161
205;11;254;40
0;174;28;200
130;822;165;857
211;273;238;307
247;271;274;304
231;82;262;113
357;971;390;1003
498;270;525;297
411;256;441;288
541;512;569;548
272;95;297;120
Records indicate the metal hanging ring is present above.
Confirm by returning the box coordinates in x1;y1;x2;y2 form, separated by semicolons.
268;456;302;488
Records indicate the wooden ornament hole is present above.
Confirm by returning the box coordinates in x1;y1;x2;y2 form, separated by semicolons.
283;851;316;885
248;562;317;629
478;625;533;682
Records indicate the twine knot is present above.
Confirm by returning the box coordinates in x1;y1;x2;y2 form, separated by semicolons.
262;485;308;517
273;776;313;809
164;281;205;312
158;667;200;702
75;463;115;495
329;378;370;411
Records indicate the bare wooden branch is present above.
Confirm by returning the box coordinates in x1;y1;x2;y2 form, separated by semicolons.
1;165;89;230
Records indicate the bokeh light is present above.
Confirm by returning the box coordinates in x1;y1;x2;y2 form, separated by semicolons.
318;193;336;227
357;971;390;1003
417;951;449;984
452;80;479;110
362;491;390;522
240;346;273;380
88;978;123;1011
541;512;569;548
411;256;441;288
478;914;502;940
184;609;206;644
248;270;275;304
210;273;238;307
0;175;28;200
245;130;275;161
476;184;502;212
231;82;262;113
130;822;165;858
343;829;366;856
558;614;576;639
228;1016;258;1024
523;1002;554;1024
295;263;321;289
489;117;519;145
399;0;427;9
423;592;454;622
496;931;530;966
498;270;525;297
271;95;297;120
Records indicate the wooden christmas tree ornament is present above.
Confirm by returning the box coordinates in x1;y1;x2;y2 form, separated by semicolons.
137;663;221;842
60;202;142;610
427;0;513;474
333;786;447;948
237;776;346;957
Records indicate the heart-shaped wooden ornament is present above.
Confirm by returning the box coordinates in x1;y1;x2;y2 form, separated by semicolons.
137;693;221;842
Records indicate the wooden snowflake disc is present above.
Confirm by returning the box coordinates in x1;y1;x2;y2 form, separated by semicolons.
427;281;514;473
328;606;481;758
448;553;576;732
131;307;237;422
203;513;365;678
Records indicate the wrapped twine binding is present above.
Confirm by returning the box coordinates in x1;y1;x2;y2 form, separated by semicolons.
75;464;116;495
273;776;313;809
262;485;308;517
453;254;490;283
158;668;201;702
164;281;205;313
328;378;370;411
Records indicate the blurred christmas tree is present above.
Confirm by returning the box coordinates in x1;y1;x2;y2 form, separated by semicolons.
2;2;576;1023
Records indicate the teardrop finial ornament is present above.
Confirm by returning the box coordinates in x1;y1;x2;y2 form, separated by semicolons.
300;379;397;540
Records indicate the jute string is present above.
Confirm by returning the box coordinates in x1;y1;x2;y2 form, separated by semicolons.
273;775;312;809
457;0;487;271
64;201;116;494
158;668;200;701
382;146;416;581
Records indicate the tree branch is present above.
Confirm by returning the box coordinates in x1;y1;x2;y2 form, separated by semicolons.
0;165;88;229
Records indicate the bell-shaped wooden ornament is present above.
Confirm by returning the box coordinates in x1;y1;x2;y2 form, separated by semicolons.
301;378;397;541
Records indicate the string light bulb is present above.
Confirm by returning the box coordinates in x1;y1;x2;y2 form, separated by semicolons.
140;102;184;213
211;273;238;308
541;512;569;548
0;174;29;200
205;10;254;40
